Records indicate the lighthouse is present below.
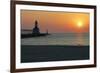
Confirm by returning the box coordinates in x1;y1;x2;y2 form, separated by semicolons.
32;20;40;34
22;20;50;38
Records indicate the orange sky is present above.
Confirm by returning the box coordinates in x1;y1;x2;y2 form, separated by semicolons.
21;10;90;33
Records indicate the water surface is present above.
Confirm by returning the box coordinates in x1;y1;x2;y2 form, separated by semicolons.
21;33;89;46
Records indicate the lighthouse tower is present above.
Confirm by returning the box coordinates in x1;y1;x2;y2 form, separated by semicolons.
32;20;40;34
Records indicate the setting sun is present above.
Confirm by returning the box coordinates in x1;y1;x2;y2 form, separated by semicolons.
77;21;83;28
21;10;89;33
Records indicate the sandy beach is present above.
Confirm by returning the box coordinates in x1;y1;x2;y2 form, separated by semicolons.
21;45;89;63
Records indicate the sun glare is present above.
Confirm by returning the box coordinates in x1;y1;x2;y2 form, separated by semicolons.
77;21;83;28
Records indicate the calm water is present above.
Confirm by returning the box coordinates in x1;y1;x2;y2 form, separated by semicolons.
21;32;89;46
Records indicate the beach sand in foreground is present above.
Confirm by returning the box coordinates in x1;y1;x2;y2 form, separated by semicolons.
21;45;89;63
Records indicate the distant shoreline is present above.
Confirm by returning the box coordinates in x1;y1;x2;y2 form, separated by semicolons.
21;45;89;63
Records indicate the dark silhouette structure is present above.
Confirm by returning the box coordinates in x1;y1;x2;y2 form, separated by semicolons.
32;20;40;34
46;29;49;34
21;20;50;38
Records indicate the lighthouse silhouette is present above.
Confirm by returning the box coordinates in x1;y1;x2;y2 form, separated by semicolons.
32;20;40;34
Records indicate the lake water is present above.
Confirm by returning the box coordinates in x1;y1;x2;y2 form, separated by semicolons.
21;32;89;46
21;32;89;62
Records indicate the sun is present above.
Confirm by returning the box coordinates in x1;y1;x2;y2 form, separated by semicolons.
77;21;83;28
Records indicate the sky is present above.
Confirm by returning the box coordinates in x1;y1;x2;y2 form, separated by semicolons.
21;10;90;33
